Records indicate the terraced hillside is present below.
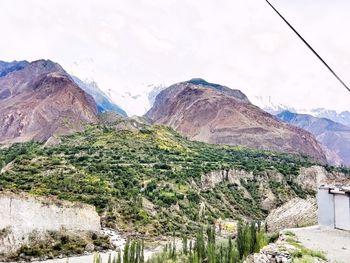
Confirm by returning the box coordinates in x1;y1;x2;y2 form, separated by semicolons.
0;119;347;238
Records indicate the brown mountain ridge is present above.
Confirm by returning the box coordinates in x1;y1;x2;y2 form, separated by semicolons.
146;78;327;163
0;59;98;144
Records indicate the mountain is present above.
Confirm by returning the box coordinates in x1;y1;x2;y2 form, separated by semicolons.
277;111;350;166
0;60;29;77
0;60;127;117
148;84;166;108
307;108;350;128
0;59;98;144
101;84;167;117
251;96;297;115
251;96;350;128
72;76;127;116
146;78;327;163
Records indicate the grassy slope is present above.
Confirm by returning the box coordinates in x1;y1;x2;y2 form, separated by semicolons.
0;124;340;237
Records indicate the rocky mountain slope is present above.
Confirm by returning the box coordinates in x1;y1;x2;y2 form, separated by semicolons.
277;111;350;166
146;79;326;163
0;60;98;144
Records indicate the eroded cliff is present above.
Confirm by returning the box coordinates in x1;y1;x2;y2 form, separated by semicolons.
0;192;101;256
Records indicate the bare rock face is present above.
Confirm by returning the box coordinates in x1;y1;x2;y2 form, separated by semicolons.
0;191;101;255
264;166;350;232
146;79;326;163
200;168;301;215
296;166;350;190
200;169;254;190
265;198;317;232
98;111;149;131
0;60;98;144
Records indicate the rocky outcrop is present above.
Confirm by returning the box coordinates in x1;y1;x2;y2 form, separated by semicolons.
98;111;148;131
0;60;98;144
200;165;349;220
200;165;346;194
263;166;350;232
245;243;292;263
265;198;317;232
245;231;327;263
296;166;350;190
200;168;300;216
201;169;253;189
200;169;285;190
0;192;101;255
146;79;326;163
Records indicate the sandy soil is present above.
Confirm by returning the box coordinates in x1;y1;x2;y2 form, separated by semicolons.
285;225;350;263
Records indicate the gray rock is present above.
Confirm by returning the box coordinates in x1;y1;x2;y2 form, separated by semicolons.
85;243;95;252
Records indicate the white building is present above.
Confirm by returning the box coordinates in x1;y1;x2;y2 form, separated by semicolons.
317;185;350;231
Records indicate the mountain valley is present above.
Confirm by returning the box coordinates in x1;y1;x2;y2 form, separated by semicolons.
0;60;349;262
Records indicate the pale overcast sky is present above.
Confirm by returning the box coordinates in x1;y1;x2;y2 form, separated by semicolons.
0;0;349;115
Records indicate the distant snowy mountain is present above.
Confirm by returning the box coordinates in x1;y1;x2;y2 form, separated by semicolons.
252;96;350;127
251;96;297;114
72;76;127;116
107;89;151;117
305;108;350;128
147;85;166;107
103;84;166;117
277;111;350;166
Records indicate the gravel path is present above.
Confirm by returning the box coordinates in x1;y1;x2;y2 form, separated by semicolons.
285;225;350;263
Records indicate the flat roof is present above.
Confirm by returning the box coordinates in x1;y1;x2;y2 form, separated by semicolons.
319;185;350;195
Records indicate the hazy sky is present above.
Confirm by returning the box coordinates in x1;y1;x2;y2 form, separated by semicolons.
1;0;349;115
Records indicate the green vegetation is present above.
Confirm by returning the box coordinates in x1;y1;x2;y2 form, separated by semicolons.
11;231;110;261
146;226;240;263
93;240;144;263
94;222;271;263
0;124;323;236
284;230;296;237
285;231;327;262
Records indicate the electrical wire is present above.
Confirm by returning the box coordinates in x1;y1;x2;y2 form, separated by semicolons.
265;0;350;93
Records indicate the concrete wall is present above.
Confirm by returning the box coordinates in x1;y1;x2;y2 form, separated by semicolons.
317;187;335;227
334;194;350;231
0;192;101;254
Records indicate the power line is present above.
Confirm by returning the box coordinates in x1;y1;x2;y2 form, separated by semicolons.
265;0;350;93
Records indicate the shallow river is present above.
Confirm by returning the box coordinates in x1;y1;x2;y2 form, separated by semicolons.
32;228;173;263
